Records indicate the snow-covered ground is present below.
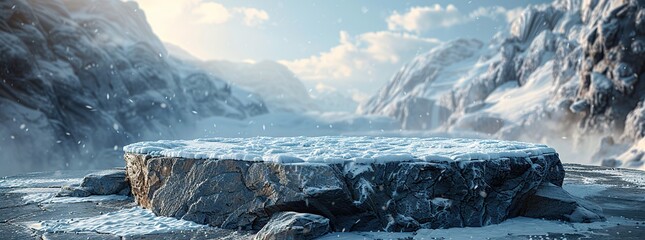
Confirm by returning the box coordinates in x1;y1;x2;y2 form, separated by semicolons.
2;165;643;239
29;207;205;237
0;177;83;189
14;188;130;204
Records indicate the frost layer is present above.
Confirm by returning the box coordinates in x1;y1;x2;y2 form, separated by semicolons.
123;136;556;163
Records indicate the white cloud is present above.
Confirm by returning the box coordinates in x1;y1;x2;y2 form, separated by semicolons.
281;4;523;95
387;4;463;33
134;0;269;27
234;8;269;27
280;31;440;93
387;4;523;33
470;6;524;23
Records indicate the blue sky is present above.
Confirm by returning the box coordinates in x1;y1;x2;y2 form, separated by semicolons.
134;0;551;97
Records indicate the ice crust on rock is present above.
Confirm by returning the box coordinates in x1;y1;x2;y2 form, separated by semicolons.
123;136;556;164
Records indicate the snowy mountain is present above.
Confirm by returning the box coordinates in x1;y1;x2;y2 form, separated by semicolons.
164;43;362;113
199;60;320;112
0;0;267;175
163;42;201;63
309;85;359;113
361;0;645;169
358;38;485;130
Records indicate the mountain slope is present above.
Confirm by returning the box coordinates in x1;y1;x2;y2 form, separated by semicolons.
358;38;485;130
163;43;321;113
200;60;319;112
362;0;645;169
0;0;267;175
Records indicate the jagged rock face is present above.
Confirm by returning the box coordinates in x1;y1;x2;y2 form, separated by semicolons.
124;152;569;232
576;0;645;133
0;0;267;174
361;0;645;169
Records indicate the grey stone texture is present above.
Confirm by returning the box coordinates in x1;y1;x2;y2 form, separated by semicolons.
124;151;600;232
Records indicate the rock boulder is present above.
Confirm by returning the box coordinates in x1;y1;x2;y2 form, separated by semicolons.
254;212;330;240
57;169;130;197
522;183;605;223
122;136;601;232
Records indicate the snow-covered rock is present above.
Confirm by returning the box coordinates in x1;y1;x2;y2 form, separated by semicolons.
522;182;604;223
123;136;602;232
361;0;645;169
57;169;130;197
0;0;267;175
614;138;645;170
254;212;330;240
623;101;645;142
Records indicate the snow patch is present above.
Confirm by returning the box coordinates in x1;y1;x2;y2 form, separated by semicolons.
14;188;130;204
344;162;373;178
0;178;83;188
353;178;375;205
23;193;57;204
597;169;645;189
47;195;130;204
615;138;645;170
303;186;343;196
29;207;205;236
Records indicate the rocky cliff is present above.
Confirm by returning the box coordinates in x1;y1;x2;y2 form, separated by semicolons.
360;0;645;169
0;0;267;175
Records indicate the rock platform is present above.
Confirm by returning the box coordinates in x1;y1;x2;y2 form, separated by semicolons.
122;136;603;236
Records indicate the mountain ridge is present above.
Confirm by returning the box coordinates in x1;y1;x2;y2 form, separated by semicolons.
361;0;645;169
